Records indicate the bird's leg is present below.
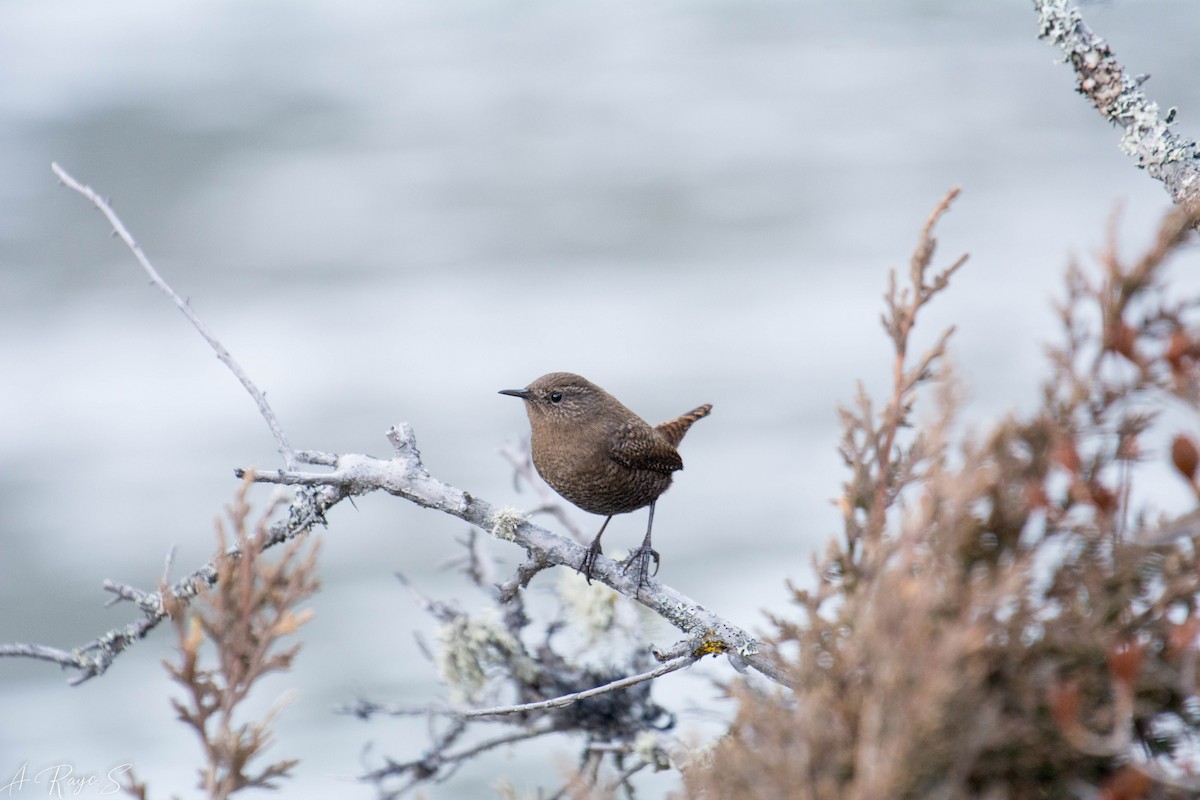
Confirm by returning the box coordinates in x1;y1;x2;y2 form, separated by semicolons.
621;501;661;590
578;515;614;584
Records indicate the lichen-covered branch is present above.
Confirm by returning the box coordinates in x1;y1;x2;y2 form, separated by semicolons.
1034;0;1200;213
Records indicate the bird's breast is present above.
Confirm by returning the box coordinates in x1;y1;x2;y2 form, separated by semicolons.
529;432;672;516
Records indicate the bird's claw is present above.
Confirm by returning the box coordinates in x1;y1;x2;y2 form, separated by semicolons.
620;545;660;589
578;542;603;585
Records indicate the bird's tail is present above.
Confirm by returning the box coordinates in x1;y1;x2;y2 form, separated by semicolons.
656;403;712;447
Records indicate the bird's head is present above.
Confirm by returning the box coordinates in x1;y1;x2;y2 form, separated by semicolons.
499;372;607;424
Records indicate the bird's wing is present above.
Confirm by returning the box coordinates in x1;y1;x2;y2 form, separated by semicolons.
610;423;684;474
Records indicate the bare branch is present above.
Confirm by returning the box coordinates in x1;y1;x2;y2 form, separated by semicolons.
0;643;83;668
496;557;553;603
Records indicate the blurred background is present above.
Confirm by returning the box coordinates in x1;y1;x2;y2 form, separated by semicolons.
3;0;1200;796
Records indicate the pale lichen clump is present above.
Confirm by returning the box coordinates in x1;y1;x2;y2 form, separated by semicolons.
491;778;540;800
490;507;527;541
557;569;619;644
634;731;672;771
435;608;527;704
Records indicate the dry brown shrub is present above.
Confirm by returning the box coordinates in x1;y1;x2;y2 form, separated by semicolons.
681;200;1200;800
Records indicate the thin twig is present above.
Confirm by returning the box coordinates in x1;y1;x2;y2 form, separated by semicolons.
160;545;177;586
102;580;156;610
606;759;650;796
49;162;297;470
461;655;696;718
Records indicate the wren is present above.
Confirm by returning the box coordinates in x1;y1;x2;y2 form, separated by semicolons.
499;372;711;587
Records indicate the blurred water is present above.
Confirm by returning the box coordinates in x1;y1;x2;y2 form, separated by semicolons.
3;0;1200;796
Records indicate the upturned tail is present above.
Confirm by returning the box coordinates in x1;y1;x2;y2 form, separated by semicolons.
656;403;712;447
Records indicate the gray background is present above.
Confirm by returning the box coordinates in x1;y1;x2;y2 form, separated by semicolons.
3;0;1200;796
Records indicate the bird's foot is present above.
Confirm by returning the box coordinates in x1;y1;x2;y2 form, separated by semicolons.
578;540;604;585
620;545;660;590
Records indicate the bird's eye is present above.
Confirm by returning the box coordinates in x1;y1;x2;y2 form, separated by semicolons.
549;391;563;404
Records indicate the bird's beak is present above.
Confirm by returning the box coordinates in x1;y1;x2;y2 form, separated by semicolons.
498;388;531;399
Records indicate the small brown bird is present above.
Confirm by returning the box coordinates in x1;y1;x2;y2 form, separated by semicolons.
499;372;711;586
